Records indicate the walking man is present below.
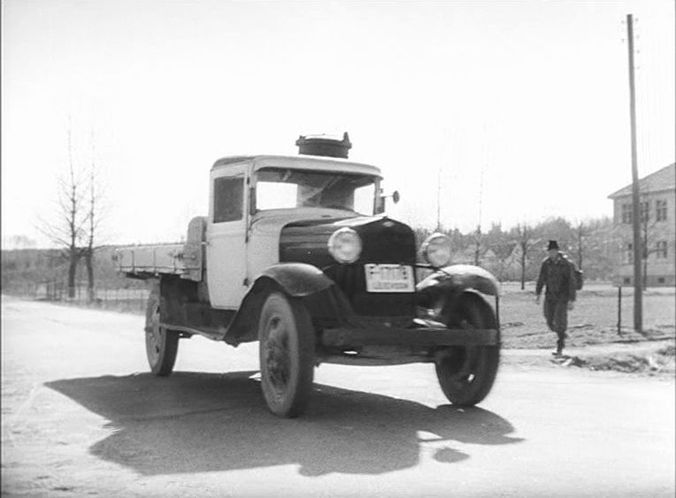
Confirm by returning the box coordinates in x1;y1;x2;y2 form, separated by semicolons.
535;240;577;356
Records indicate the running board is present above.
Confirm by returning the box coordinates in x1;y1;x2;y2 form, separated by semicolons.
159;322;227;341
321;327;499;348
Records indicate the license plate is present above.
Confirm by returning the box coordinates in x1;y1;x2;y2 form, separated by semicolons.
364;264;415;293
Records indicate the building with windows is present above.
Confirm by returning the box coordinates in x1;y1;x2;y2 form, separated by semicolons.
608;163;675;286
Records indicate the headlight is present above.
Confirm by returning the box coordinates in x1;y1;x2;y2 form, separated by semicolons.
328;228;362;264
421;233;452;267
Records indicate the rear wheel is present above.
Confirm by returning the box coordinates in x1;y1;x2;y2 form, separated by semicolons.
145;282;179;376
258;292;315;418
435;294;500;406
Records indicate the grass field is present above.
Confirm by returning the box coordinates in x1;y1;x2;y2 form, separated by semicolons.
499;282;675;349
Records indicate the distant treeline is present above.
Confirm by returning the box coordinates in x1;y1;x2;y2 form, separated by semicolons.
415;216;618;282
1;216;619;296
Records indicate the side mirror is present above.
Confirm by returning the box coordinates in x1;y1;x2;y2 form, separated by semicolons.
376;190;401;214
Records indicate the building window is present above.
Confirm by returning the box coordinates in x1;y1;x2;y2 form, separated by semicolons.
625;243;633;264
656;200;668;221
621;203;632;224
656;240;668;259
640;201;650;223
213;176;244;223
624;242;648;262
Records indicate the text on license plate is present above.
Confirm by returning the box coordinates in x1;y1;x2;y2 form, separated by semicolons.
364;264;415;293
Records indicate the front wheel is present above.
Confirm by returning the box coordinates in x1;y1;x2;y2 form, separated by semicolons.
144;282;179;376
435;293;500;406
258;292;315;418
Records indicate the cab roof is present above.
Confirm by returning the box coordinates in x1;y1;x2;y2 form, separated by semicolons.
211;154;382;177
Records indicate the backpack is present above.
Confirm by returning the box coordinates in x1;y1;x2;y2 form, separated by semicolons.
574;268;584;290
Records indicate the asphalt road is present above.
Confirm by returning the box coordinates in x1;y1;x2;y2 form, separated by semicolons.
2;296;674;497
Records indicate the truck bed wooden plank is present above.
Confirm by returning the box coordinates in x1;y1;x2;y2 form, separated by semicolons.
115;243;185;275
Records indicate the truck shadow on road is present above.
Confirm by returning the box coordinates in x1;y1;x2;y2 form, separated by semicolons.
46;371;523;476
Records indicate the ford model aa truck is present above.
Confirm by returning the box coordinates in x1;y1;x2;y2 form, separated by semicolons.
115;134;501;418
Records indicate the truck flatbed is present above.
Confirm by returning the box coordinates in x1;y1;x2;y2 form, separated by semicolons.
114;243;185;276
114;218;206;281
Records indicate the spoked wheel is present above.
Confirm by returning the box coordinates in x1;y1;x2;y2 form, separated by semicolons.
435;293;500;406
144;282;179;376
258;292;315;418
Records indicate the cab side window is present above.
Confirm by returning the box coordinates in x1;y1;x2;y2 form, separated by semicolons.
213;176;244;223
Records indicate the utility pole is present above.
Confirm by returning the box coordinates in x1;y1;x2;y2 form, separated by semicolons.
627;13;642;333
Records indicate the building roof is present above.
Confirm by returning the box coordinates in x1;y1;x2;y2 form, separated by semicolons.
608;163;676;199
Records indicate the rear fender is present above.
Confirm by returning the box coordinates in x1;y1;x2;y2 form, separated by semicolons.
224;263;348;345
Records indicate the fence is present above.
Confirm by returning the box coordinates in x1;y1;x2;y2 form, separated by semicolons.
27;281;150;313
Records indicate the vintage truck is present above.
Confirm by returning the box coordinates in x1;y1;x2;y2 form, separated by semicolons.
115;133;501;418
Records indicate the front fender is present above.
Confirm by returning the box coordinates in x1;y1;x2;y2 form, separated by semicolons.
416;264;500;307
224;263;337;345
257;263;334;297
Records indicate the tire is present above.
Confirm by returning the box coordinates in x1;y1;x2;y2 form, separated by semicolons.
258;292;315;418
144;281;179;376
435;293;500;406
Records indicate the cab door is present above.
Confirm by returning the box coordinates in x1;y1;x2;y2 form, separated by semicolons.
206;165;249;309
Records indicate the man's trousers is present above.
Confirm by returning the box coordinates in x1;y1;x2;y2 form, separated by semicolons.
544;298;568;349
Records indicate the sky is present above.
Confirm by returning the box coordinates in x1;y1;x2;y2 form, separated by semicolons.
2;0;674;248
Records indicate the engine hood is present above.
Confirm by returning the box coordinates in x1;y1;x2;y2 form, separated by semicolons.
279;213;416;268
248;207;355;239
246;208;417;283
246;208;359;278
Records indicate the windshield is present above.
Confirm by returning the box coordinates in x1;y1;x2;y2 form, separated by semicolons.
255;168;378;215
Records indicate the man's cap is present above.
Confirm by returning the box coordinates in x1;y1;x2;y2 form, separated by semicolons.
547;240;560;251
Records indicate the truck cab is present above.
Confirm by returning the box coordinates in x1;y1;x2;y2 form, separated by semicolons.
206;154;383;309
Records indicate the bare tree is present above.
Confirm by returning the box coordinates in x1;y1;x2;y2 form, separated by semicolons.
573;221;587;269
39;127;88;298
514;223;539;290
572;217;616;280
82;144;109;302
489;241;516;281
39;125;107;301
84;164;97;302
482;223;511;279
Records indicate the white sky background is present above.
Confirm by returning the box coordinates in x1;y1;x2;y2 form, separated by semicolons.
2;0;674;247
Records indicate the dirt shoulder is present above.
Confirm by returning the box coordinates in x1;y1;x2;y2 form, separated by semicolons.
502;340;675;378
